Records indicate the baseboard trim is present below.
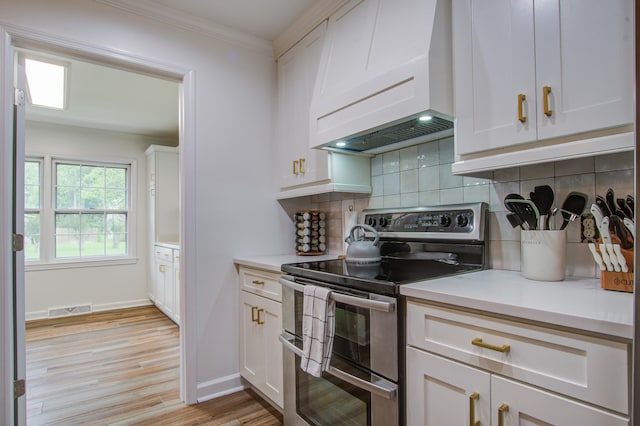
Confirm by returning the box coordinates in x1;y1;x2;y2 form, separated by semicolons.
26;299;152;321
196;373;244;403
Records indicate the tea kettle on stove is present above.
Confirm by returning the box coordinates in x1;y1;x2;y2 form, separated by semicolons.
345;224;381;263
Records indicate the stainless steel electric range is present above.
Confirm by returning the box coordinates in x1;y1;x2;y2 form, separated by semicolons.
279;202;488;426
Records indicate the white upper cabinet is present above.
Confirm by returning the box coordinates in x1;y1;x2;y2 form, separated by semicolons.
276;21;371;198
453;0;634;172
309;0;453;149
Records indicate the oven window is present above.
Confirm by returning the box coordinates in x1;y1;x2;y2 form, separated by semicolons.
295;355;371;426
294;291;371;369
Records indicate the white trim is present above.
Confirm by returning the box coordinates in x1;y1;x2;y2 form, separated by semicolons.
272;0;349;58
0;27;16;426
95;0;273;57
0;23;197;413
25;298;152;321
25;256;138;271
195;373;244;403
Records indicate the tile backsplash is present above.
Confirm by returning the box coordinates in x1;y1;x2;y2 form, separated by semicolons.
310;136;634;279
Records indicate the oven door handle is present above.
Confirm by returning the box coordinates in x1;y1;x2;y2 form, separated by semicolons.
279;332;397;401
278;276;396;313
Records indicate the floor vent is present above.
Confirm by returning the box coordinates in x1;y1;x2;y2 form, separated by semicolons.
48;304;92;318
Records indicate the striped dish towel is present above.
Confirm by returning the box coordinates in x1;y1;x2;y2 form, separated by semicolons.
300;284;335;378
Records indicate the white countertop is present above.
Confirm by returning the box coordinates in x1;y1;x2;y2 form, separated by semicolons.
401;269;633;339
234;254;339;274
155;242;180;250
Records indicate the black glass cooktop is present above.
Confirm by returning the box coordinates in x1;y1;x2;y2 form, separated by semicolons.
281;257;483;296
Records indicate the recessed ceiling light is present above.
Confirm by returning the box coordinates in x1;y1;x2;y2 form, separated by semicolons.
335;141;347;147
418;115;433;121
25;58;67;110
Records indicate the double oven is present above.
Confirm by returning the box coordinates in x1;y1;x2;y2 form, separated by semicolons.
279;203;488;425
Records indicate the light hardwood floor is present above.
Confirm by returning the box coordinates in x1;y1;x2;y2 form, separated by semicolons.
26;305;283;425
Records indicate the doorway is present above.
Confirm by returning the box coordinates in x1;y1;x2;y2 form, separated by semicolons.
2;27;197;425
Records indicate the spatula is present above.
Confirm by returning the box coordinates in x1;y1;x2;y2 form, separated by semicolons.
530;185;554;229
504;199;540;231
559;192;588;230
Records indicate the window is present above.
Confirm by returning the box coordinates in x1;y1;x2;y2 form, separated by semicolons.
24;159;42;260
25;157;133;265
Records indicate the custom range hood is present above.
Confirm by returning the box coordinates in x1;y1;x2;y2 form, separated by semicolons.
309;0;453;154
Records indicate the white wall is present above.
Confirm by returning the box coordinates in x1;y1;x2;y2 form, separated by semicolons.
1;0;294;403
24;121;169;319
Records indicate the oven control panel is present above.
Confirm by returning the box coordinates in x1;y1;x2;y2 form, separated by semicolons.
361;202;487;241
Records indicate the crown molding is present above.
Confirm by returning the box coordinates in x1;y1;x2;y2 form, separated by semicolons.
272;0;349;59
95;0;274;57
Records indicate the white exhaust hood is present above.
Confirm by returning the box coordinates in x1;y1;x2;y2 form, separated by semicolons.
309;0;453;154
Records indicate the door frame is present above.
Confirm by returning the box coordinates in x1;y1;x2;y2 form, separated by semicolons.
0;24;198;424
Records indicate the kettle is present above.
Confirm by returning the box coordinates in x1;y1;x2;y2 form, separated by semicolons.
345;224;381;263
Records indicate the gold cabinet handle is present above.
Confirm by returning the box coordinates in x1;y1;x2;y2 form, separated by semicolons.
159;264;166;273
517;94;526;123
469;392;480;426
498;403;509;426
299;157;305;174
292;160;299;176
256;308;264;325
251;306;259;323
542;85;552;116
252;280;264;286
472;337;510;353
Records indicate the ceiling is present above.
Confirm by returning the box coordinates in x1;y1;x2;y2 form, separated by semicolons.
23;0;316;141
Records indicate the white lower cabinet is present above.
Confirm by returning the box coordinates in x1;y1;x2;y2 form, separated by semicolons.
150;244;180;325
405;300;630;425
238;266;283;409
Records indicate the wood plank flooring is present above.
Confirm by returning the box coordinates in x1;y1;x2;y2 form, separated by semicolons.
26;305;283;425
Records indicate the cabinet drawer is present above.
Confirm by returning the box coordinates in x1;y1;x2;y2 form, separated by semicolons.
406;300;630;414
154;245;173;261
238;266;282;302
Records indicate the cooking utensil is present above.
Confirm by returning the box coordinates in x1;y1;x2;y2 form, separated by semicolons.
504;199;540;230
530;185;554;230
616;198;633;219
601;216;612;244
605;244;621;272
596;195;612;217
506;212;526;229
559;192;587;230
587;243;606;271
606;188;617;217
609;215;633;249
626;195;634;216
623;217;635;239
612;244;629;273
344;224;381;263
590;204;605;239
599;243;614;271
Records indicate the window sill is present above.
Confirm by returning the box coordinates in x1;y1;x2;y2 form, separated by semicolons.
25;257;138;272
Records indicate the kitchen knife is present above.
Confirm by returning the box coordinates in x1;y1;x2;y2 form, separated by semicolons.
623;217;635;239
590;204;605;240
612;244;629;273
601;216;612;244
599;243;614;271
616;198;633;219
606;188;617;218
626;195;634;216
596;195;612;217
609;214;633;249
587;243;606;271
605;243;621;272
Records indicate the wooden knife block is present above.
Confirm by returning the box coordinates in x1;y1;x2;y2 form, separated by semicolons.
597;234;634;293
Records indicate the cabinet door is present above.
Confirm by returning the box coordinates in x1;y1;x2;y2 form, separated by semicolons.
239;291;263;386
153;151;179;242
491;376;628;426
534;0;634;140
277;22;328;189
173;251;180;322
154;259;170;310
453;0;537;155
238;290;284;408
406;347;490;426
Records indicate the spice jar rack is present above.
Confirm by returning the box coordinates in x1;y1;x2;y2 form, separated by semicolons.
294;210;327;255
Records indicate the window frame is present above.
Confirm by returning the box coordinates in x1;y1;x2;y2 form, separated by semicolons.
25;154;138;271
24;157;43;261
